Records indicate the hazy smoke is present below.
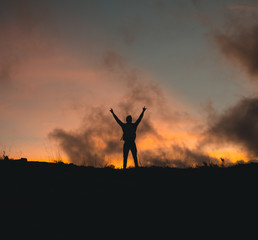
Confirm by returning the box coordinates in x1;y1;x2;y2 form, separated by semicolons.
49;107;115;167
49;50;163;166
208;10;258;157
141;144;218;168
49;104;159;167
204;96;258;157
50;105;216;167
49;49;217;167
49;79;163;166
215;12;258;80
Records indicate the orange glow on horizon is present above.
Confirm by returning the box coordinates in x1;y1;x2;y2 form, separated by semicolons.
207;150;249;163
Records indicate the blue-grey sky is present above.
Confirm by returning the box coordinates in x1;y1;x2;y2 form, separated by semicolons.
47;0;254;108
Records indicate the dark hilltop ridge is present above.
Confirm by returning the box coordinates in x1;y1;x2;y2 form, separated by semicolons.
0;159;258;237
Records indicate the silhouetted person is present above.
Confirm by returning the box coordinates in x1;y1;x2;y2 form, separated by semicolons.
110;107;147;169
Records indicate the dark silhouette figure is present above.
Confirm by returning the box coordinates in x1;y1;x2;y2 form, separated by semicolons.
110;107;147;169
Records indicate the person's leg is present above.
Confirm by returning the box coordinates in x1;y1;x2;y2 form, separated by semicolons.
123;143;129;169
131;142;139;168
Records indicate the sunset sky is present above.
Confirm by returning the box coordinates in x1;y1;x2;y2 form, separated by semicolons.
1;0;258;168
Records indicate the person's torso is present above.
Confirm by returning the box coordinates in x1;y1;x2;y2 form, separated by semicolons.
122;123;137;141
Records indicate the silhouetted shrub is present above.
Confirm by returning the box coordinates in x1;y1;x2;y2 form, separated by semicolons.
104;164;115;169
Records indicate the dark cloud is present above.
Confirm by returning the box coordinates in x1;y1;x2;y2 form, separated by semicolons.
205;5;258;159
214;12;258;80
203;96;258;157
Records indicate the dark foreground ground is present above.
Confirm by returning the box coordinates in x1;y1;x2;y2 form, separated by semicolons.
0;160;258;237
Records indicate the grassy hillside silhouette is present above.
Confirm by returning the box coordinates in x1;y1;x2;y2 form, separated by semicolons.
0;160;257;237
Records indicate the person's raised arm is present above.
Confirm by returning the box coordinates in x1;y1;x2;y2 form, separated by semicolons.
135;106;147;127
110;108;123;127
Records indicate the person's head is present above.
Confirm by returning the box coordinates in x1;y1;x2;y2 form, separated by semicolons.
126;115;132;123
